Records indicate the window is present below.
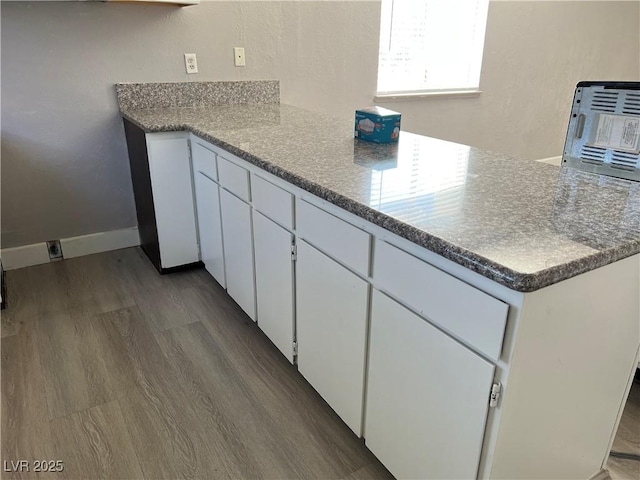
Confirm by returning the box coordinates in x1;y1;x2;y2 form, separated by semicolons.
377;0;490;96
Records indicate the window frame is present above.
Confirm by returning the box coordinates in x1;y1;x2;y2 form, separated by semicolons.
375;0;489;100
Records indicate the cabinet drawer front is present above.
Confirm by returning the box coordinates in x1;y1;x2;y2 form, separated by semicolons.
252;174;294;229
374;240;508;360
296;200;370;276
218;155;250;201
191;140;218;181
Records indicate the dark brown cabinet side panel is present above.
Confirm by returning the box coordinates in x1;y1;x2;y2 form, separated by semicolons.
123;119;162;272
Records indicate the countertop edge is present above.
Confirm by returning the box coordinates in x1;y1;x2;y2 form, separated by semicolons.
120;110;640;293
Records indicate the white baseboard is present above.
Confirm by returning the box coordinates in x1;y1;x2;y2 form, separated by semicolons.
535;155;563;166
1;243;51;270
1;227;140;270
61;227;140;259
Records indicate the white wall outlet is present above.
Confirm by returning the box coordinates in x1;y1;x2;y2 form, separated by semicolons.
184;53;198;74
234;47;246;67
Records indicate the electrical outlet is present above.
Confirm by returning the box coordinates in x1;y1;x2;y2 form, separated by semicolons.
184;53;198;74
46;240;63;260
234;47;246;67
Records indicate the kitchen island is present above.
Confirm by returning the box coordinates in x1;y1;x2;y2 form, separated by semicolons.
119;82;640;480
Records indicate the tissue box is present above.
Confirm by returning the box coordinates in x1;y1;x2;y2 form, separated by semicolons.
355;107;401;143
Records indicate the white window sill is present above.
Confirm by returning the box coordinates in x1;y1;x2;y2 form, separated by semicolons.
374;89;482;102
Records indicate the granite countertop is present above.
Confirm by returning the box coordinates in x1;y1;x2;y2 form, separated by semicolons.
121;103;640;292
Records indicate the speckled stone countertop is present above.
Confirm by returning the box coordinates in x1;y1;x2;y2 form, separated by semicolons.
121;103;640;292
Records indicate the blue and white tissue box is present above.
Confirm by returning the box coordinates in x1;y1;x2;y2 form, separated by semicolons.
354;106;401;143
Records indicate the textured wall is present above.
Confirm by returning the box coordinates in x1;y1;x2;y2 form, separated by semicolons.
2;1;639;248
384;1;640;161
1;1;380;248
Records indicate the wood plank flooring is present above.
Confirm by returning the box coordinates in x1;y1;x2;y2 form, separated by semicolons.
2;247;639;479
608;379;640;480
1;248;391;480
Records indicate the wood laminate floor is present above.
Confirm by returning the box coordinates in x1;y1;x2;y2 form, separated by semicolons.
608;379;640;480
1;247;638;480
1;248;391;480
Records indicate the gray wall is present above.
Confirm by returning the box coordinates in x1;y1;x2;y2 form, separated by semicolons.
2;1;639;249
386;0;640;161
1;1;380;248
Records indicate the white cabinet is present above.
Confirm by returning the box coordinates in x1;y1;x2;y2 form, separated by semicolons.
136;132;640;480
296;200;370;276
219;189;256;321
191;140;218;181
191;139;225;286
374;240;508;360
251;174;294;229
145;132;199;269
365;289;495;480
217;155;251;201
193;172;225;287
253;211;295;362
296;239;368;435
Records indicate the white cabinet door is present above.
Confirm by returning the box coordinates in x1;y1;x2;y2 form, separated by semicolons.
220;189;256;321
146;133;199;269
296;240;368;435
253;211;294;363
194;171;225;288
365;290;495;480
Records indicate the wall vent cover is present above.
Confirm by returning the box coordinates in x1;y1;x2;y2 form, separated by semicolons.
563;81;640;182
